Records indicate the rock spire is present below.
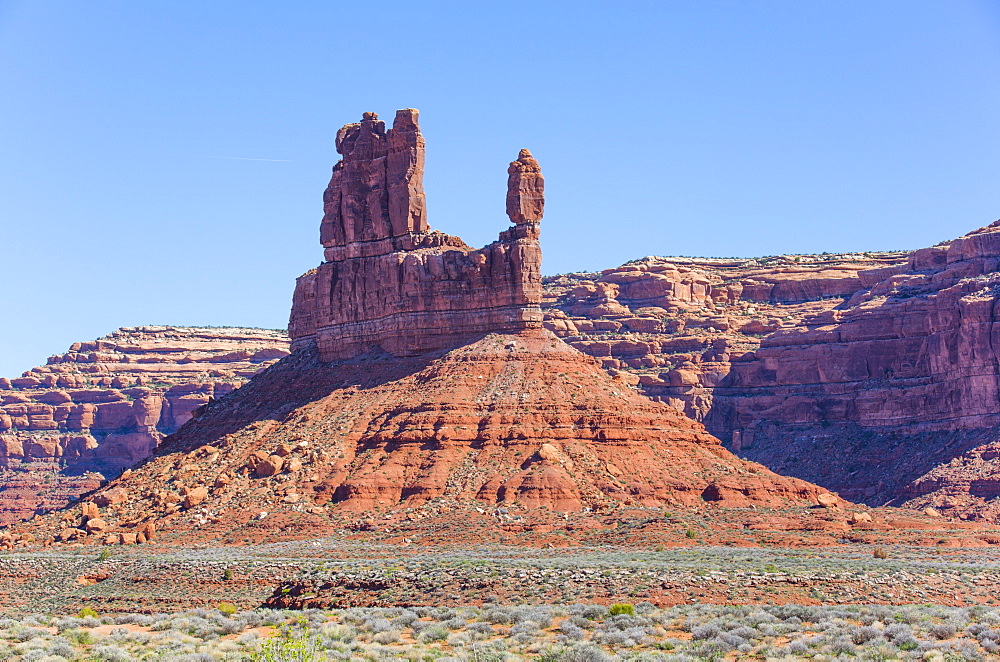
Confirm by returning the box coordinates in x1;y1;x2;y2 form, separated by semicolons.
319;109;428;247
290;110;544;361
506;148;544;224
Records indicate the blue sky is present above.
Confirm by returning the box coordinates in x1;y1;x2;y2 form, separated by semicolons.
2;0;999;377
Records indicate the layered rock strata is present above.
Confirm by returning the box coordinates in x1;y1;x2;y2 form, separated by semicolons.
541;222;1000;518
292;110;543;361
0;327;289;523
14;109;844;547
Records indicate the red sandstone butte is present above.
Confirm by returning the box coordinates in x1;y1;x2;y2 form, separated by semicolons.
17;109;842;548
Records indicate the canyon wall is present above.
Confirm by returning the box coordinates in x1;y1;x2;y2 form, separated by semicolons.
290;109;543;361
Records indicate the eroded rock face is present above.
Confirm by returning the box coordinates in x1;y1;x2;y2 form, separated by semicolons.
0;326;289;524
291;110;543;361
541;222;1000;519
15;110;841;547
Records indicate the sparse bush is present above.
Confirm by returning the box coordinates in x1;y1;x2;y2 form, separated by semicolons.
691;624;721;640
560;621;586;641
851;625;881;644
92;644;132;662
873;546;888;559
417;624;449;643
930;622;957;639
608;603;634;617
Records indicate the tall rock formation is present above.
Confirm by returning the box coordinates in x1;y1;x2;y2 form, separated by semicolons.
292;109;543;361
506;148;544;224
17;110;842;548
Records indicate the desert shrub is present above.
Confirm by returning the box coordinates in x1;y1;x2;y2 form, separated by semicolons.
238;612;264;629
691;624;721;640
484;607;513;624
509;632;537;646
826;635;856;655
693;639;731;660
463;621;494;640
77;607;98;619
391;610;418;628
728;625;759;640
580;605;608;621
114;613;155;627
340;608;367;625
259;611;285;627
930;622;957;640
786;639;810;655
608;604;634;617
92;645;132;662
510;622;540;636
363;617;393;633
251;630;323;662
8;627;47;643
431;607;457;621
373;629;400;644
217;602;237;616
447;631;472;646
851;625;881;644
883;623;912;640
873;547;888;559
548;644;614;662
634;601;656;616
559;621;586;641
417;624;449;643
511;606;552;628
443;616;467;630
716;632;747;649
319;624;355;644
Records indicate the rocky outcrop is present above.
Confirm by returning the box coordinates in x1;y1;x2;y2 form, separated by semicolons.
541;222;1000;519
291;109;543;361
15;109;843;547
0;326;289;523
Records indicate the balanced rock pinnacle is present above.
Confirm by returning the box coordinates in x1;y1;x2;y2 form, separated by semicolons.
506;148;544;224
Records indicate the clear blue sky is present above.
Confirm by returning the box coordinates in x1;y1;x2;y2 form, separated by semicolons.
2;0;999;377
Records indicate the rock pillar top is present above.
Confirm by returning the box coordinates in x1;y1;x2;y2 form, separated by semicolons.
506;148;545;224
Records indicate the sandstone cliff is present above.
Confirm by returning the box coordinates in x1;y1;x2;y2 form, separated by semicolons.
542;222;1000;520
0;326;289;523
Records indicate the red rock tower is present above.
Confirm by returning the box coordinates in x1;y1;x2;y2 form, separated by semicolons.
506;148;544;224
290;109;544;361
